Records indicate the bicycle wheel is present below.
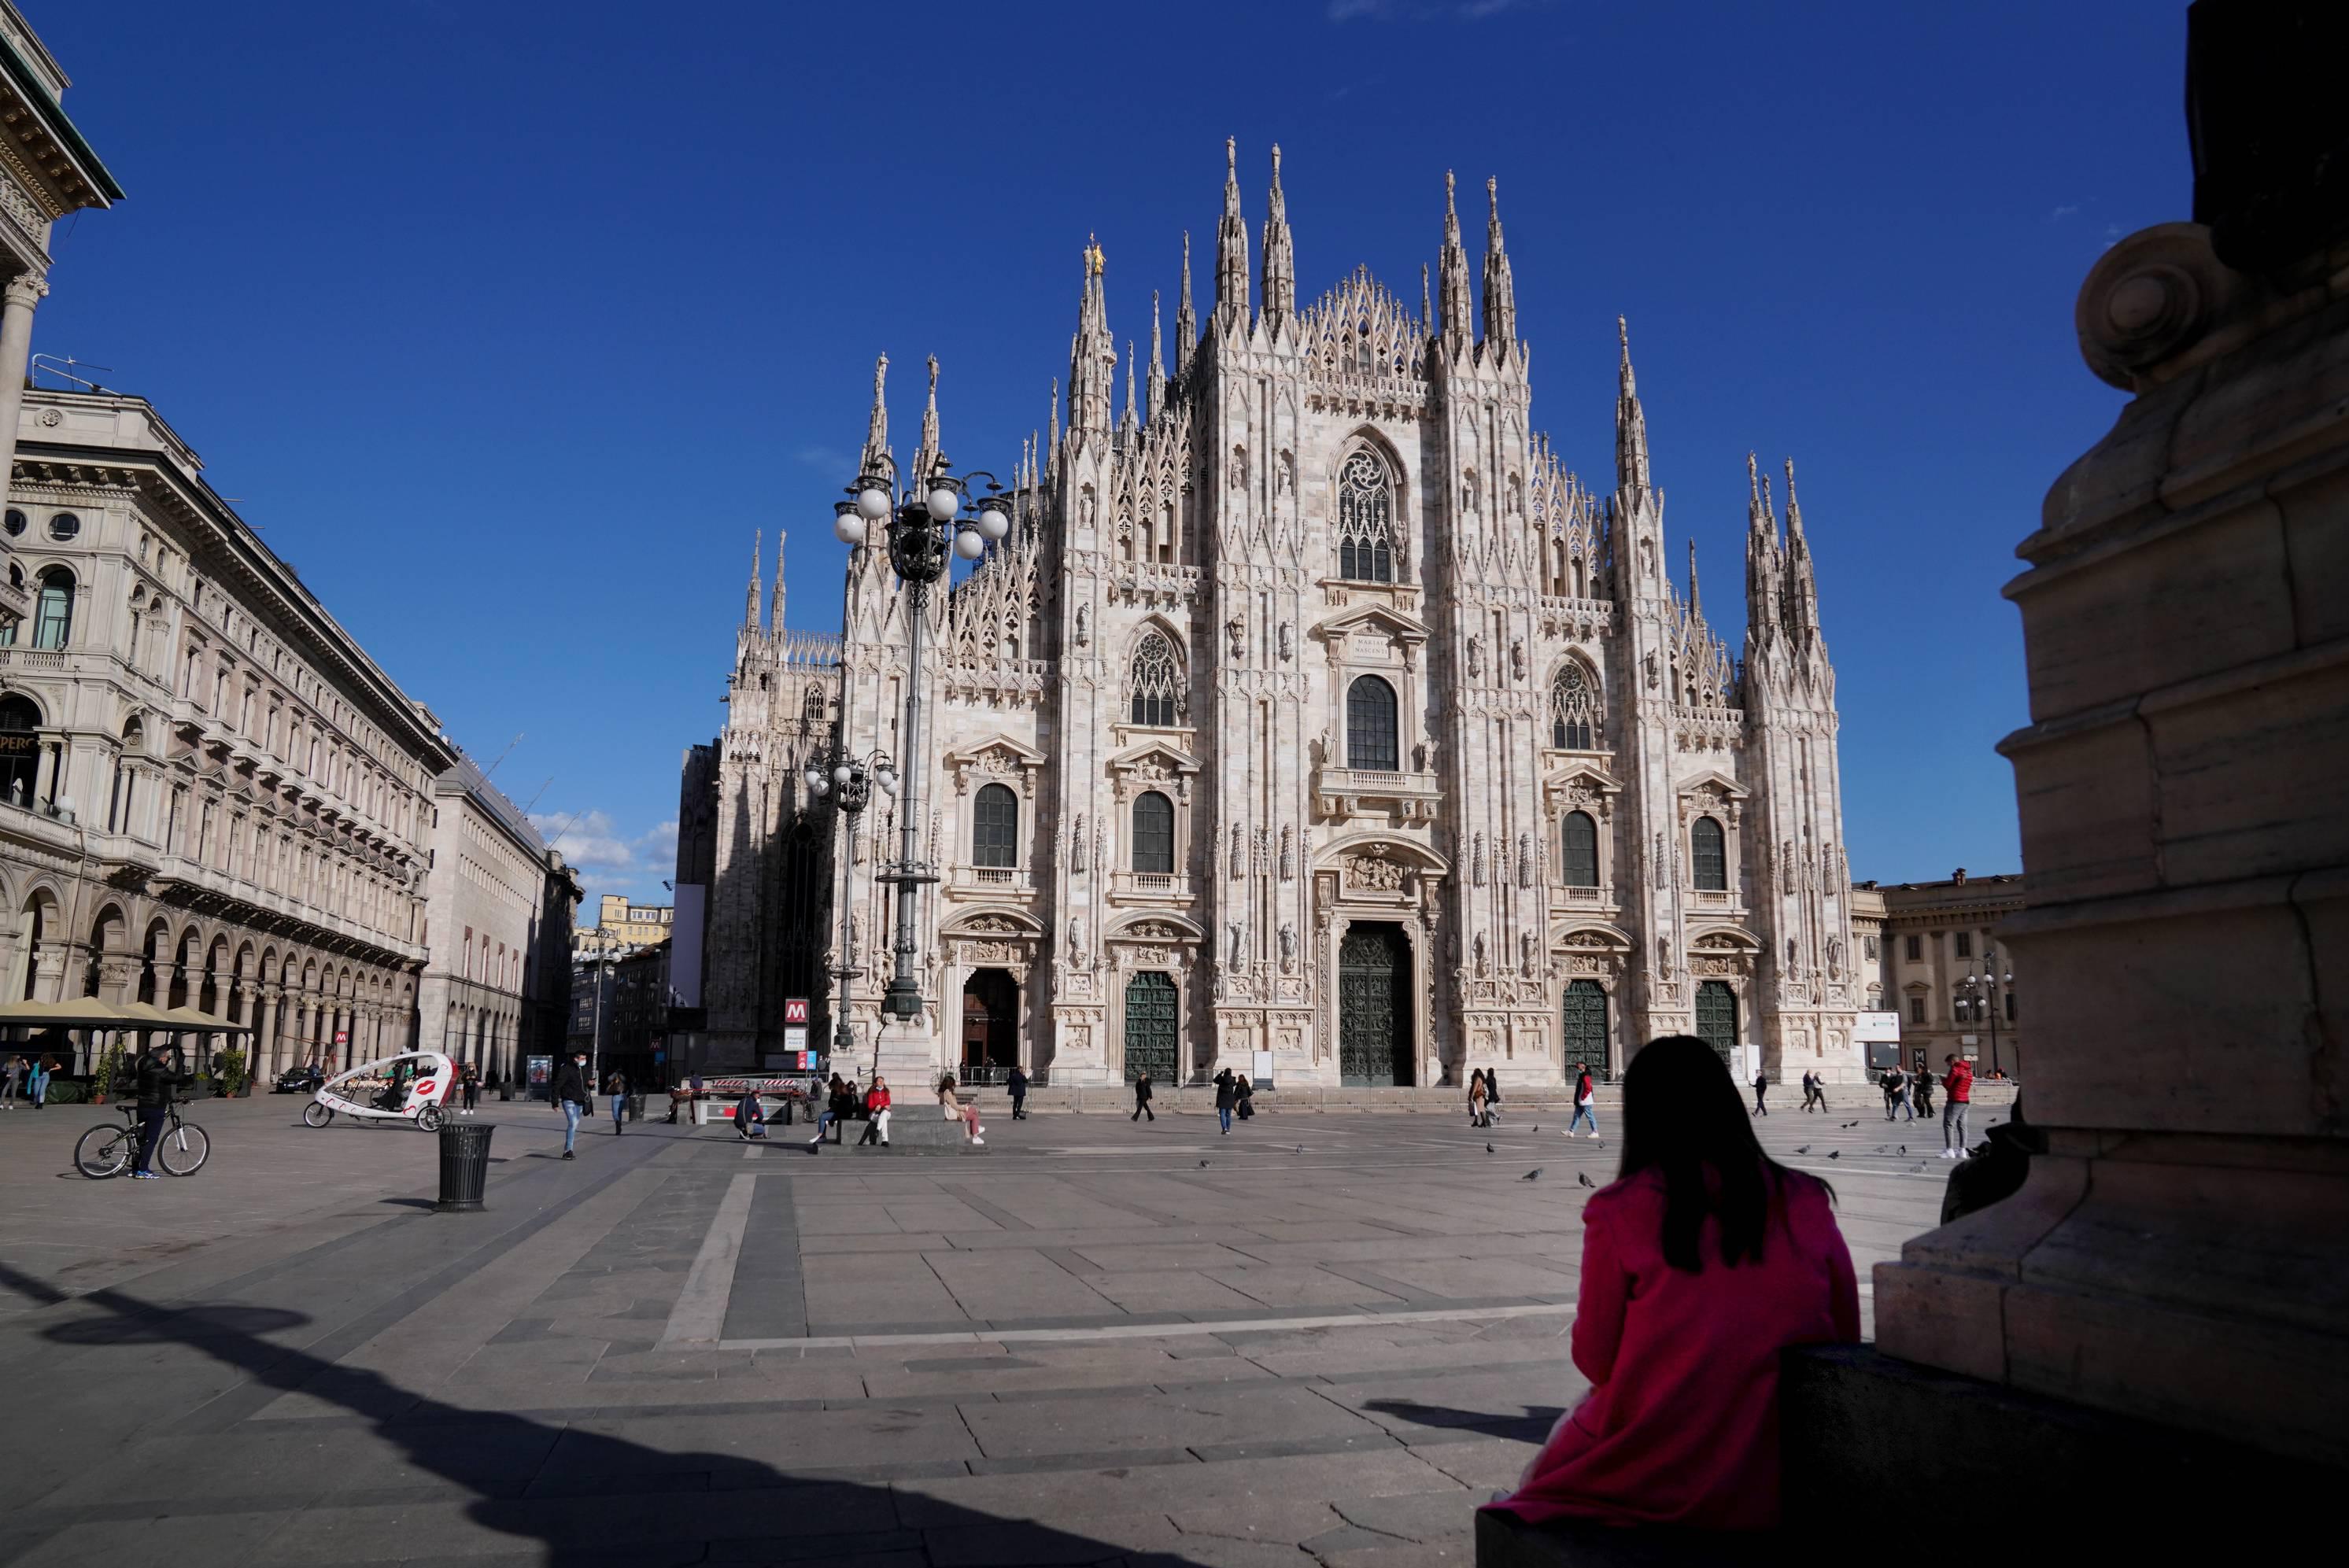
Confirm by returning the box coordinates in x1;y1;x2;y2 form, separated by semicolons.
158;1121;209;1176
301;1101;333;1128
74;1123;131;1179
416;1105;443;1133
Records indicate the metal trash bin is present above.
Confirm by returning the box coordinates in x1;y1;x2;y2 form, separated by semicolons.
436;1120;495;1212
628;1093;644;1122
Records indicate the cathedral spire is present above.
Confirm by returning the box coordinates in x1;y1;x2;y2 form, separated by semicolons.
1438;170;1474;345
1148;290;1165;422
1215;137;1251;334
1175;231;1197;375
1069;238;1116;437
910;353;944;482
1745;454;1783;645
744;529;763;630
1123;338;1138;435
859;352;891;481
1614;315;1652;500
1479;175;1516;357
770;529;785;629
1783;456;1821;639
1687;537;1703;621
1047;376;1061;467
1259;142;1295;337
1420;263;1431;335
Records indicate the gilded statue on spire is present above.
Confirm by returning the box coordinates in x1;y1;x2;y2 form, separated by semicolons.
1085;234;1105;278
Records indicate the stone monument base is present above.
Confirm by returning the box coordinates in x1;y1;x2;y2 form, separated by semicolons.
1780;1344;2338;1548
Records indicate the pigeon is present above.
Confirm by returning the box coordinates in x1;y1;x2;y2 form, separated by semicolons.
1199;1160;1210;1168
1531;1124;1540;1132
1827;1149;1841;1160
1899;1146;1908;1155
1795;1145;1810;1155
1908;1164;1926;1173
1576;1171;1595;1189
1842;1120;1860;1128
1295;1145;1305;1154
1486;1142;1496;1154
1522;1168;1542;1181
1875;1146;1888;1154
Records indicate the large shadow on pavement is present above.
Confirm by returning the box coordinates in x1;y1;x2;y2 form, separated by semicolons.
2;1260;1220;1566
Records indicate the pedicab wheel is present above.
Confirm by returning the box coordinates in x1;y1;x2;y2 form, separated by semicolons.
74;1123;131;1179
417;1105;445;1134
302;1101;334;1128
159;1122;209;1176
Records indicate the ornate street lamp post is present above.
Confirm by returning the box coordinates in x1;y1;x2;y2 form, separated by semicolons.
803;747;893;1072
1952;945;2015;1077
830;463;1009;1032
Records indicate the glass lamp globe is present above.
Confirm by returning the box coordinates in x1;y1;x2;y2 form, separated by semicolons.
856;485;892;520
833;764;852;784
833;513;866;545
977;505;1010;540
927;485;961;522
876;766;899;795
954;529;985;559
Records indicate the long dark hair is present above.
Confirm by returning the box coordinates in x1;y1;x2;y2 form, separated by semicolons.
1616;1035;1824;1272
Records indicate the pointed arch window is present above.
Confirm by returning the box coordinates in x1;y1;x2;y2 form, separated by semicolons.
973;784;1018;869
1131;790;1174;875
1561;810;1598;888
1336;448;1394;583
1549;663;1601;749
1128;632;1182;727
1691;816;1727;891
1346;675;1399;771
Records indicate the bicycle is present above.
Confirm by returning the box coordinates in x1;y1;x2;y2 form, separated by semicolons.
75;1097;210;1179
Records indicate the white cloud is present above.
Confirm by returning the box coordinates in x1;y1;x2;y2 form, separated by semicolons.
2050;204;2080;222
530;809;677;880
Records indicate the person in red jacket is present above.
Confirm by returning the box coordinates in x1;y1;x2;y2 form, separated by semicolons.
1939;1053;1974;1159
1483;1035;1859;1533
856;1075;892;1148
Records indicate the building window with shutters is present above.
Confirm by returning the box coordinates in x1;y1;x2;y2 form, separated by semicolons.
1690;816;1727;891
1346;675;1399;770
1560;810;1598;887
1131;790;1174;875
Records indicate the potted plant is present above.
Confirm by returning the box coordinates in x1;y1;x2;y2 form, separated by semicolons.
213;1046;249;1099
90;1042;127;1105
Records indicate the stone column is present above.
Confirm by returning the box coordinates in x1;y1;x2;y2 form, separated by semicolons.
1788;14;2349;1514
0;272;46;511
257;983;281;1075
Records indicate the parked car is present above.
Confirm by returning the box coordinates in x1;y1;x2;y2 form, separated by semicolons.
273;1063;326;1094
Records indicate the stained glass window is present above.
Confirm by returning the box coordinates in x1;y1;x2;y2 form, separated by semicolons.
1336;448;1394;583
1128;632;1181;726
1549;663;1600;749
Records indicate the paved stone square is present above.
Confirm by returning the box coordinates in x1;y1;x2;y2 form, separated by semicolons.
0;1090;1975;1565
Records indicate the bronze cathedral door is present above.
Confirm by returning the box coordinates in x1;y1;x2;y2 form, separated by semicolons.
1338;923;1413;1086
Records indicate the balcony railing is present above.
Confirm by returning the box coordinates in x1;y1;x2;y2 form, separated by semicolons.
1314;765;1442;822
1109;869;1194;904
948;864;1036;895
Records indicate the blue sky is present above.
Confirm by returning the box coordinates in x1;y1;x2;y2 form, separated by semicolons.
28;1;2187;909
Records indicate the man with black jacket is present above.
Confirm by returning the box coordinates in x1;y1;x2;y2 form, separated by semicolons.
552;1051;589;1160
129;1042;194;1179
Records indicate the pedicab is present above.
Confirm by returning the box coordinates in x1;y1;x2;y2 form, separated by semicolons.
301;1050;455;1131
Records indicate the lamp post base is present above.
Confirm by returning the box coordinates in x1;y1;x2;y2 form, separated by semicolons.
870;1016;936;1089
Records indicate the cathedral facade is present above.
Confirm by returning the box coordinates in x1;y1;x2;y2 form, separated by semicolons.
691;146;1862;1088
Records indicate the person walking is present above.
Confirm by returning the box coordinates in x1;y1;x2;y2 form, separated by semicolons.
1912;1064;1934;1119
1469;1070;1490;1130
1749;1070;1769;1116
1568;1064;1601;1138
1797;1071;1815;1112
937;1074;984;1145
1131;1072;1154;1122
1939;1053;1974;1159
857;1075;892;1147
1007;1064;1029;1120
1483;1035;1859;1532
127;1042;194;1180
26;1053;51;1110
1882;1064;1908;1122
460;1062;481;1116
552;1051;589;1159
1235;1072;1255;1122
1485;1071;1503;1126
605;1069;629;1136
1;1053;21;1109
1213;1068;1237;1134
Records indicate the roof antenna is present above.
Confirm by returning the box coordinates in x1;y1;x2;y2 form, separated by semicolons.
29;354;112;392
519;777;555;815
479;732;525;780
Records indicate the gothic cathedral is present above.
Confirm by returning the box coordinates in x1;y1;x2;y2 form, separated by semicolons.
691;144;1861;1088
